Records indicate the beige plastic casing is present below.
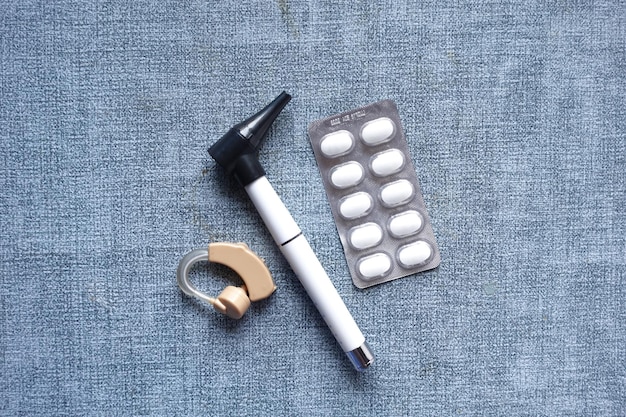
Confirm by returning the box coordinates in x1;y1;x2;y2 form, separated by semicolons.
208;242;275;302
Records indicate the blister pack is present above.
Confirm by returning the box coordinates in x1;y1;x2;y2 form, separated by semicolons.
308;100;440;288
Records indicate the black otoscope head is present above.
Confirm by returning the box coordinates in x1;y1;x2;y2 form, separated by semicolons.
209;91;291;186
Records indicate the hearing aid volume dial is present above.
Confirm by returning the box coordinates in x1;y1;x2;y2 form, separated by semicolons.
214;285;251;319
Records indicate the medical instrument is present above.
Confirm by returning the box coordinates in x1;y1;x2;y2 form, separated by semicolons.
208;92;374;371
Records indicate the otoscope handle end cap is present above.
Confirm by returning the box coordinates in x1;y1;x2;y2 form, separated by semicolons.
346;342;374;371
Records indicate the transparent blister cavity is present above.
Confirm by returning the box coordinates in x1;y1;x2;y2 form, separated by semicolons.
348;223;383;250
338;192;373;220
388;210;423;238
330;162;365;189
357;252;392;280
320;130;355;158
360;117;395;146
397;240;434;269
380;180;415;208
370;149;405;177
308;99;441;288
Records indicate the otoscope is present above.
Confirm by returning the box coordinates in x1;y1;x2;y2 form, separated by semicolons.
208;92;374;371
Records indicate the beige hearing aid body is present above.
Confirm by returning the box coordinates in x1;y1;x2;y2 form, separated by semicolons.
176;242;276;319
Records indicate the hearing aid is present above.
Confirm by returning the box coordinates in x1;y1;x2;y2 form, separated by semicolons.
176;242;276;319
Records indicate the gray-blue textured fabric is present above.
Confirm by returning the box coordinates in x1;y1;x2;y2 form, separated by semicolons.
1;1;624;415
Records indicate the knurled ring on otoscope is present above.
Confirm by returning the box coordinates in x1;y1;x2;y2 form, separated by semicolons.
176;242;276;319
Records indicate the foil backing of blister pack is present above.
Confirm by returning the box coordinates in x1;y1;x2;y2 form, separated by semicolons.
308;100;440;288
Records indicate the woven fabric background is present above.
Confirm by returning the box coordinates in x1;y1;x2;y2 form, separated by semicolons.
1;1;624;415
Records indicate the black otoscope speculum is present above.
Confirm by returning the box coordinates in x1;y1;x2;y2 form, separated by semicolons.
209;91;291;186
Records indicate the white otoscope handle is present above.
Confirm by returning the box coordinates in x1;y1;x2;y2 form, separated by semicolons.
244;176;373;370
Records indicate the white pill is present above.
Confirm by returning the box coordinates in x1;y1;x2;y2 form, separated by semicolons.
320;130;354;158
360;117;395;146
357;253;392;279
370;149;405;177
349;223;383;250
388;210;423;238
380;180;414;207
330;161;364;189
397;241;433;268
338;192;373;219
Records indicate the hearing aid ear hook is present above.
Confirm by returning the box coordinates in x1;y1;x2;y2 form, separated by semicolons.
176;242;276;319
